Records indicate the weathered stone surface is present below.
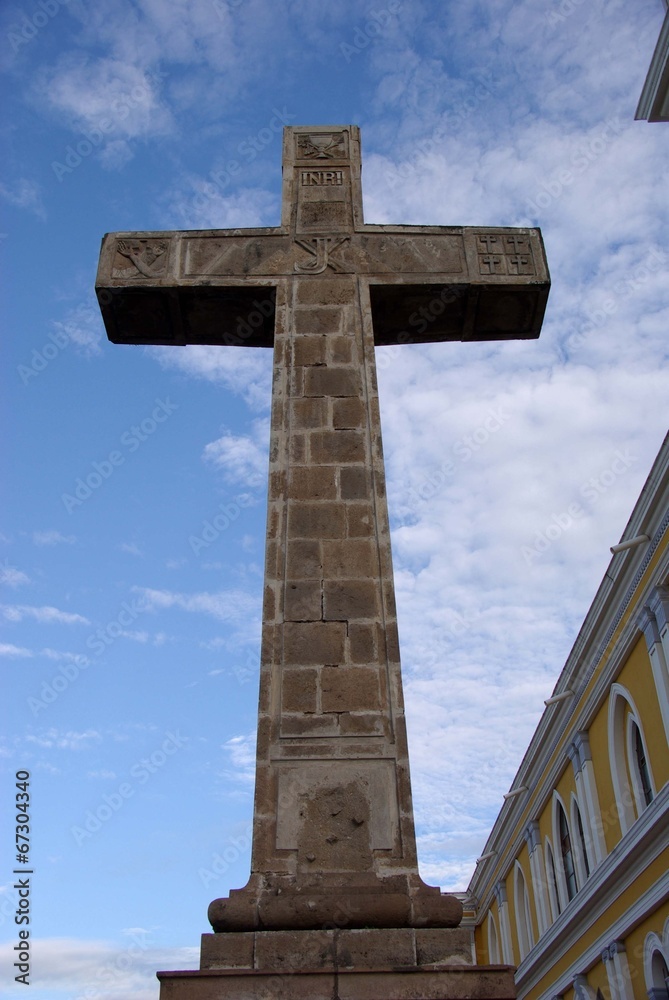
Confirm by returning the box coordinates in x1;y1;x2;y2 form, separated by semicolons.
321;666;380;712
283;621;346;665
323;580;380;620
311;428;365;464
305;366;362;398
322;538;376;578
339;466;370;500
288;501;346;538
333;396;366;429
293;335;327;367
290;396;327;429
288;466;337;500
281;667;318;713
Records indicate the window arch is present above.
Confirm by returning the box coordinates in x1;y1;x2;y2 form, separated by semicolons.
513;862;534;961
644;919;669;1000
552;792;578;906
627;715;655;812
487;910;500;964
609;683;656;833
544;838;561;922
571;794;591;884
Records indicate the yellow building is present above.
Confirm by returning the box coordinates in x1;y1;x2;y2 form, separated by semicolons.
466;432;669;1000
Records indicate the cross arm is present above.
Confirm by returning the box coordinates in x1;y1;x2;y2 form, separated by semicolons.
95;228;282;347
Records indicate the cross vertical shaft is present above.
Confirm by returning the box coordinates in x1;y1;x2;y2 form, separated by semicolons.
211;128;460;931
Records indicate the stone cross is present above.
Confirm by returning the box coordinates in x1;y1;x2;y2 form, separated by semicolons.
96;125;549;934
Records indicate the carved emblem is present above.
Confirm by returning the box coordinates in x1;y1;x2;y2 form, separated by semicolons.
297;132;346;160
476;234;535;276
113;239;169;278
294;236;350;274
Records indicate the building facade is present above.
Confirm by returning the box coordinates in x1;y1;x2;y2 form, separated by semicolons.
465;433;669;1000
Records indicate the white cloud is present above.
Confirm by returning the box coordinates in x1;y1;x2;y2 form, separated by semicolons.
0;177;44;218
0;643;33;658
133;586;258;623
221;731;256;785
40;56;174;141
26;729;103;750
51;304;103;357
33;531;76;546
203;418;269;488
119;542;143;557
1;604;89;625
0;936;197;997
0;564;30;587
148;343;273;411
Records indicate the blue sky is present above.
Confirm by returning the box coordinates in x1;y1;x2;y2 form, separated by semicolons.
1;0;668;995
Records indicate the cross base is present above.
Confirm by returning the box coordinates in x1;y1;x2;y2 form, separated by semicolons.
208;873;463;932
157;928;516;999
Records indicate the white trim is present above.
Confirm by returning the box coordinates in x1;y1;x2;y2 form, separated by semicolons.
625;712;656;817
528;831;551;936
514;785;669;999
644;917;669;995
608;683;639;834
552;791;578;908
514;861;535;961
570;793;590;886
544;837;561;924
487;909;501;965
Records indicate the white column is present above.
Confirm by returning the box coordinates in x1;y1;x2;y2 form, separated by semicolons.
573;732;607;866
640;589;669;744
525;820;550;935
603;940;635;1000
495;881;514;965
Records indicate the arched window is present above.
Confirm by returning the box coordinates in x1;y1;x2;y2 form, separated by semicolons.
487;911;500;964
573;797;591;881
545;839;561;920
644;921;669;1000
609;683;656;833
558;802;578;901
514;863;534;961
632;720;653;807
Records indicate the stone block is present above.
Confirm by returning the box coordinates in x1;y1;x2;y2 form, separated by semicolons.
296;278;355;305
283;621;346;665
347;503;374;537
294;307;341;335
348;623;377;663
288;502;346;539
311;429;365;464
338;712;385;736
337;927;415;969
200;932;254;969
280;713;339;737
288;466;337;501
290;432;306;464
321;666;380;712
294;335;326;367
333;397;365;429
414;927;474;966
254;929;334;971
322;539;376;579
305;367;362;398
281;668;318;713
286;539;322;578
340;465;370;500
323;580;380;620
329;335;354;363
284;580;321;621
291;396;327;429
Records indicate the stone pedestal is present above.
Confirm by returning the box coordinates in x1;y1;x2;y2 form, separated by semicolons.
157;927;516;999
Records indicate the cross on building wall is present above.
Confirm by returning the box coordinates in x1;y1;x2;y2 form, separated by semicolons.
96;125;549;935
